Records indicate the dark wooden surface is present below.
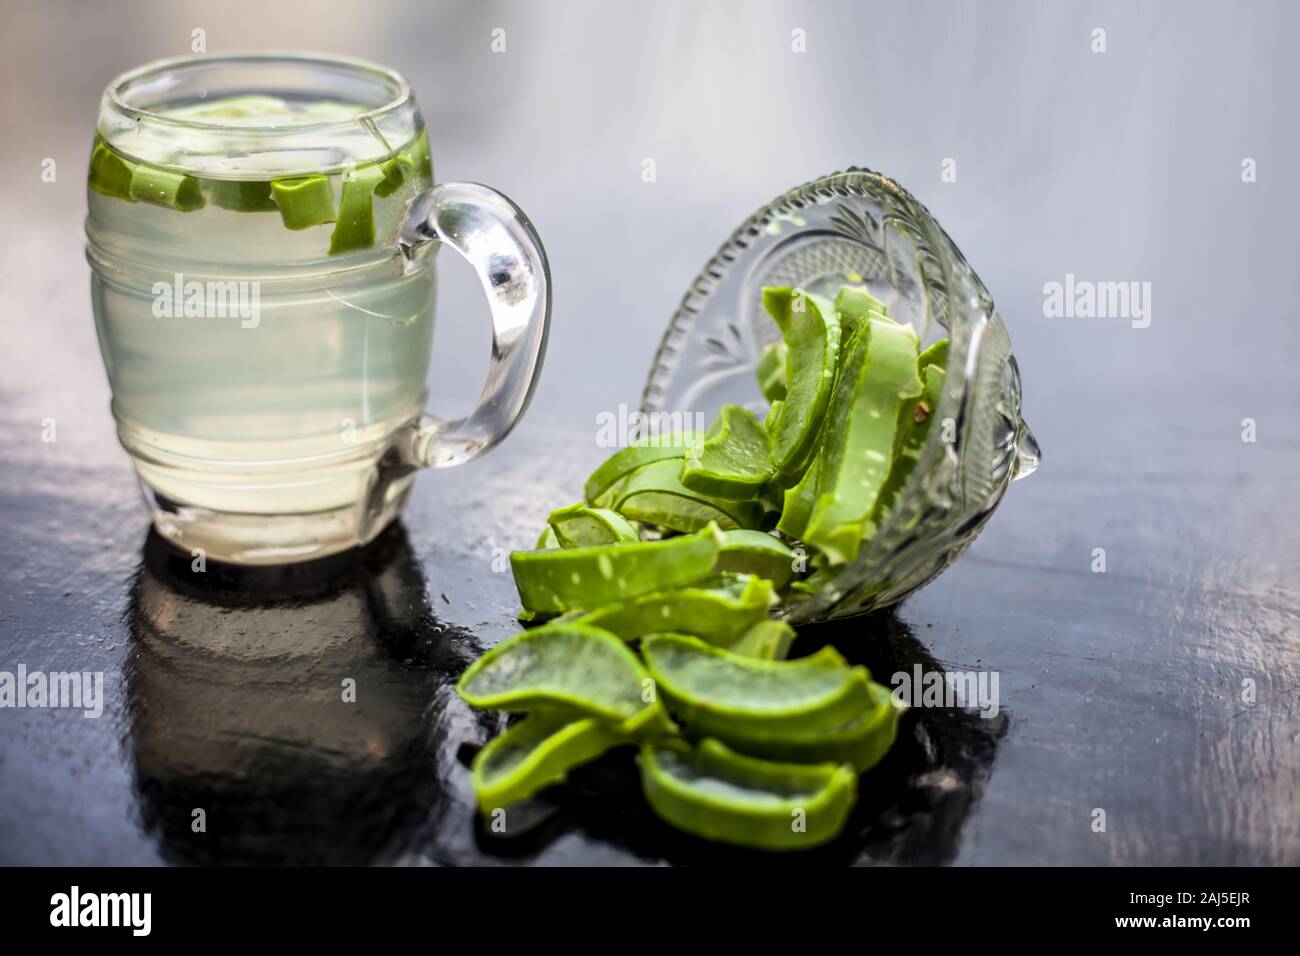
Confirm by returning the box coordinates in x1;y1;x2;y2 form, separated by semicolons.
0;0;1296;865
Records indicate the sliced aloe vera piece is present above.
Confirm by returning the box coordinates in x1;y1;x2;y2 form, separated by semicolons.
613;459;764;532
457;623;658;725
639;738;857;851
329;164;385;254
833;285;893;337
726;619;796;661
918;337;948;372
756;342;788;403
870;364;945;535
547;503;639;548
716;682;903;771
372;156;406;199
680;404;775;499
762;287;842;482
804;317;923;564
764;399;784;432
471;711;627;811
536;525;560;549
641;634;874;735
775;455;820;540
208;179;278;212
399;129;433;181
583;433;704;507
88;142;135;201
790;565;837;595
271;175;336;230
510;524;722;613
129;164;205;211
715;529;796;589
573;575;775;644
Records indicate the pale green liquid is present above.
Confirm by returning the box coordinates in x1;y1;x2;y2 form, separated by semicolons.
88;95;435;555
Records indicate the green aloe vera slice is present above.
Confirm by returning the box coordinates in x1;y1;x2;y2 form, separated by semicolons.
680;404;775;499
715;681;904;771
715;529;796;589
775;455;821;540
88;142;135;201
918;337;948;372
833;284;890;330
638;738;857;851
129;165;205;211
329;164;385;254
762;287;842;482
804;317;924;564
547;503;639;548
756;342;788;403
573;575;775;644
764;399;784;432
726;619;796;661
457;623;659;725
536;525;560;549
790;564;837;595
613;459;764;532
271;175;336;230
641;633;875;735
510;524;722;613
869;364;945;535
372;156;406;199
583;433;704;507
471;711;627;811
208;179;279;212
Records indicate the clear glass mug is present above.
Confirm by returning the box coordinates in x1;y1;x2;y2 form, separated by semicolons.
641;169;1041;623
86;52;550;564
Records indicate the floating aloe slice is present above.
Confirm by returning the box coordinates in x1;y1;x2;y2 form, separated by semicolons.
457;624;660;727
271;175;336;230
88;142;135;201
129;165;205;211
583;433;704;507
716;681;903;771
639;738;857;851
726;619;796;661
329;164;385;254
775;453;820;540
471;711;627;811
762;287;842;483
756;342;788;403
680;404;775;500
613;459;764;532
715;529;796;589
573;575;775;644
510;524;722;613
372;157;406;199
547;503;639;548
641;634;875;736
208;178;279;212
804;318;923;564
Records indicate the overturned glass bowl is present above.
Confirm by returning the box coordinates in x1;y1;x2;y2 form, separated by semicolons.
641;169;1040;623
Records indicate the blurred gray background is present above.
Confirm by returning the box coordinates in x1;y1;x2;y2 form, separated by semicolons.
0;0;1296;865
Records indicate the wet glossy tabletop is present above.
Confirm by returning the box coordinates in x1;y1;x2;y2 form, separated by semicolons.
0;0;1297;865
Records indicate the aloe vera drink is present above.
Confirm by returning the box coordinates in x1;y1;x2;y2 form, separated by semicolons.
88;92;436;561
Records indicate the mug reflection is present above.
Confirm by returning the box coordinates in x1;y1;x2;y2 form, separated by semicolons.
125;524;485;865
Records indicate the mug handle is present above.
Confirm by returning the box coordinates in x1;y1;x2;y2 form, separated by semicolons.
392;182;551;469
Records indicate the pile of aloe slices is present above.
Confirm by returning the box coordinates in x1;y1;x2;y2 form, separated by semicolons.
457;284;949;851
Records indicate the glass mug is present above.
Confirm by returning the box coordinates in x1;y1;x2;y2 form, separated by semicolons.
87;52;550;564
